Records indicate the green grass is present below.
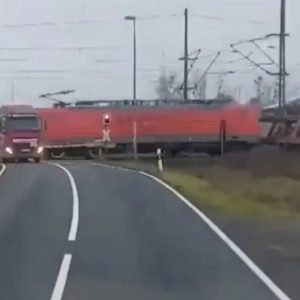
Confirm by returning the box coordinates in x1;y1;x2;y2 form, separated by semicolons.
101;159;300;220
162;171;293;218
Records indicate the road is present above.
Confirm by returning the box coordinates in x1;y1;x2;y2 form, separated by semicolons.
0;162;291;300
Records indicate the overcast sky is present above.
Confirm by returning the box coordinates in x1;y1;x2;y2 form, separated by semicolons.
0;0;298;105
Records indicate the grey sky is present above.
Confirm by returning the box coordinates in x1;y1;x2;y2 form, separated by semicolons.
0;0;298;105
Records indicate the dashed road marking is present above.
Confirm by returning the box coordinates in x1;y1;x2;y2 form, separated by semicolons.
50;254;72;300
46;163;80;300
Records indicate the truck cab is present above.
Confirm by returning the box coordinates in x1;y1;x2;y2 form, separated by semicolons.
0;105;43;163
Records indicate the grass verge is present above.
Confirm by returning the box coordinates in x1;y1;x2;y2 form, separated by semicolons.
101;159;300;220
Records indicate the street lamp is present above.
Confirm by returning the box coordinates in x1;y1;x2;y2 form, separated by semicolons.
125;15;137;103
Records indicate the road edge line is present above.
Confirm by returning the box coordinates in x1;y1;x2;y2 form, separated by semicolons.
140;170;292;300
93;162;291;300
0;163;7;177
48;163;79;242
50;254;72;300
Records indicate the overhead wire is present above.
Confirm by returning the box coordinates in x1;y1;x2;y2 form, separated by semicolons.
0;76;64;80
15;70;69;73
0;46;121;51
0;13;182;29
190;13;271;25
0;12;276;91
0;58;30;62
94;59;128;63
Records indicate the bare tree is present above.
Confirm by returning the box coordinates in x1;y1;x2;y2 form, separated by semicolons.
155;71;170;99
155;69;181;100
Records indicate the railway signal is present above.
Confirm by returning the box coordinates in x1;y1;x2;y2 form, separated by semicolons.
102;128;111;143
103;113;111;126
102;113;111;144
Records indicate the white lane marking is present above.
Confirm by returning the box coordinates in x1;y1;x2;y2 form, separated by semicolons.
50;254;72;300
93;162;291;300
49;163;79;241
0;163;6;177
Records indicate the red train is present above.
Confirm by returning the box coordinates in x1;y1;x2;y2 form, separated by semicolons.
37;101;262;159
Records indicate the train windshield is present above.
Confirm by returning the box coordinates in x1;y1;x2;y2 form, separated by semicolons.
3;116;41;131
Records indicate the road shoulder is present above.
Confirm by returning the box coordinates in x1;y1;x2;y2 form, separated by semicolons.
94;158;298;300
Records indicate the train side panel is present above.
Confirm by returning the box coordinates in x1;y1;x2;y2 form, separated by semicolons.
38;108;102;144
37;104;262;157
112;108;221;143
105;105;261;144
221;104;261;142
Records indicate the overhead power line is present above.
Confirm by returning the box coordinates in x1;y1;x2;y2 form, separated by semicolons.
15;70;68;73
0;46;121;51
0;58;30;62
137;13;181;20
0;76;64;80
190;13;270;25
94;59;128;63
0;14;181;29
0;69;113;75
0;19;108;28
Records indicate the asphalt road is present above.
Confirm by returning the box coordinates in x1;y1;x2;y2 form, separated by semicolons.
0;162;291;300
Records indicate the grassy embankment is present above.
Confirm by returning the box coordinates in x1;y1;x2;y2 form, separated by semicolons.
102;153;300;220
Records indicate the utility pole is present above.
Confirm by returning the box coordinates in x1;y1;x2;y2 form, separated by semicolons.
133;18;137;102
183;8;189;101
279;0;286;109
10;80;15;104
125;15;137;104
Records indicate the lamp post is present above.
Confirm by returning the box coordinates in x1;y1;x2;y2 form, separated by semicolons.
279;0;286;108
125;15;137;104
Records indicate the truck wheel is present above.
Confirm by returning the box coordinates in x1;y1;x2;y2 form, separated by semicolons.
87;148;99;159
50;150;66;160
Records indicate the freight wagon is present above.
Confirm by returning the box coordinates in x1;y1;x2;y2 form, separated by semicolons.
37;101;262;159
260;99;300;148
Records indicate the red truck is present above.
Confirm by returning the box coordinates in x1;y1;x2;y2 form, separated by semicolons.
0;105;43;163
